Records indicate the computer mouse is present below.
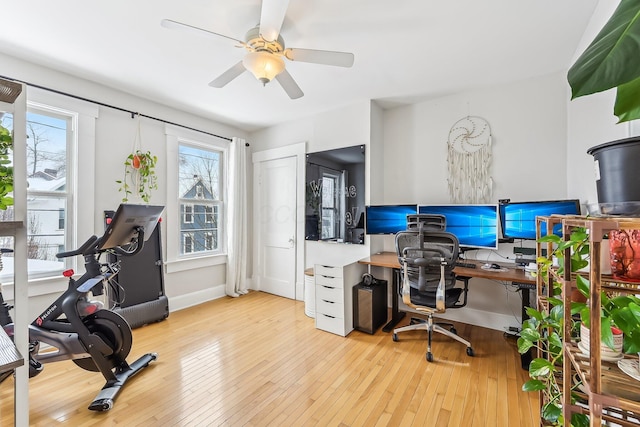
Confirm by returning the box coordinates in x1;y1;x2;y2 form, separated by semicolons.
490;263;501;269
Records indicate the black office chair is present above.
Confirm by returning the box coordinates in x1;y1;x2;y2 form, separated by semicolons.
392;225;474;362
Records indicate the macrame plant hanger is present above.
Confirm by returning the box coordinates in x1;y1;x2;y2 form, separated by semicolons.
446;116;493;203
129;114;144;200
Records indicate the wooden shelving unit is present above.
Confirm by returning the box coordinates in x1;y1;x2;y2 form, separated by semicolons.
536;215;640;426
0;221;24;377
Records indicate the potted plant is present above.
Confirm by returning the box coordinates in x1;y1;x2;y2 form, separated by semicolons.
568;0;640;123
569;1;640;212
0;124;14;210
116;149;157;203
519;226;640;426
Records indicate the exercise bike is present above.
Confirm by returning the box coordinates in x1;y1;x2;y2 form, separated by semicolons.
0;203;164;411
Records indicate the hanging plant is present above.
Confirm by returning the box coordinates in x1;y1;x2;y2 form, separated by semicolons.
115;117;157;203
116;150;157;203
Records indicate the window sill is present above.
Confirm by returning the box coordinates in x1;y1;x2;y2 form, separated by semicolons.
165;253;227;274
1;275;67;299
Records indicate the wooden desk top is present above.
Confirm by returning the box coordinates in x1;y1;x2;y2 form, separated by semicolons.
359;252;535;284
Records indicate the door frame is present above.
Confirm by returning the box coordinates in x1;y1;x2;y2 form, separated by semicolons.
252;142;306;300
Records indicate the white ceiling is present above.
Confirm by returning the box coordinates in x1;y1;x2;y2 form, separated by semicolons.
0;0;599;132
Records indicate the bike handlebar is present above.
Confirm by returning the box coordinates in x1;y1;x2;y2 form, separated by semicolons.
56;235;100;259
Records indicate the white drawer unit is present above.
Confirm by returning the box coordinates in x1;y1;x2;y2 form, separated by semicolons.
314;262;366;336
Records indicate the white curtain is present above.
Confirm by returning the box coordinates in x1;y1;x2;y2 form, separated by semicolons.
225;137;249;297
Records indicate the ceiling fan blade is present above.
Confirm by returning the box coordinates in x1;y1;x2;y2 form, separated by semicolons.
208;61;246;88
259;0;289;42
275;69;304;99
161;19;245;46
284;48;354;68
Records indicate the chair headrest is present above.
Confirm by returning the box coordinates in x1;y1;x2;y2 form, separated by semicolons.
395;230;459;265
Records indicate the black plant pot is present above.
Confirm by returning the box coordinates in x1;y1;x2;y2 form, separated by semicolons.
588;136;640;214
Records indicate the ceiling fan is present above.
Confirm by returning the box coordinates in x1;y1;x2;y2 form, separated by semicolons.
161;0;355;99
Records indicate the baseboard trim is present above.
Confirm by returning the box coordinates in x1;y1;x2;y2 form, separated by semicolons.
169;285;226;312
403;306;518;332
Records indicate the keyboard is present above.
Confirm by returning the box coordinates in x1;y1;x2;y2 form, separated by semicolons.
455;261;476;269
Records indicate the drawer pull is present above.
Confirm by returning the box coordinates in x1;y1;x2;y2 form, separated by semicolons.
322;299;334;304
321;285;335;290
320;275;335;279
322;314;336;319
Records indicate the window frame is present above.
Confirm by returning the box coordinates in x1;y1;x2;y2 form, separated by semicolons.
165;125;229;273
0;87;98;291
24;105;75;275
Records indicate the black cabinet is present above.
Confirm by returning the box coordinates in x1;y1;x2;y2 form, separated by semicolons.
105;210;168;328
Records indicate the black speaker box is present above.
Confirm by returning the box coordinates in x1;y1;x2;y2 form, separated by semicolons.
353;280;387;334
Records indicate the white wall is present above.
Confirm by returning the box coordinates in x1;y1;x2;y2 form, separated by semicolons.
250;101;374;270
250;73;571;332
383;72;570;206
0;52;247;318
379;72;571;331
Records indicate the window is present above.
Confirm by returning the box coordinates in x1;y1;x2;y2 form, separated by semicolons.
183;204;193;224
25;108;73;274
0;103;76;279
58;208;65;230
182;233;194;254
205;205;214;223
165;126;228;269
204;231;214;251
321;170;341;240
178;143;223;256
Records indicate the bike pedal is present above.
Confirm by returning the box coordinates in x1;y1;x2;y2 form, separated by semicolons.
29;357;43;378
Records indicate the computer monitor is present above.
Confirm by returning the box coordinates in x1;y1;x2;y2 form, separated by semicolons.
98;204;165;250
365;204;417;235
418;204;499;250
499;199;581;240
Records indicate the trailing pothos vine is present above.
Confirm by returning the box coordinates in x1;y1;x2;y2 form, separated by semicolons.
518;227;590;427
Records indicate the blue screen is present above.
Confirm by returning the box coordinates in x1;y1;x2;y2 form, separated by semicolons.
500;200;580;240
418;204;498;249
365;205;417;234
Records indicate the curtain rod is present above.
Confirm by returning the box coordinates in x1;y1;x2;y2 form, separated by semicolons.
0;74;237;143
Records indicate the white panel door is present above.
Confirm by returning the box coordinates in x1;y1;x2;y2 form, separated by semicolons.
258;156;297;298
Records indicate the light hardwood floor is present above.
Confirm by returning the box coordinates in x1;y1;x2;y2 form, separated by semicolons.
0;291;539;426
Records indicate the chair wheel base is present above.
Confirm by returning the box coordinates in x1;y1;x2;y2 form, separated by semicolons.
392;333;398;342
466;347;474;357
426;352;433;362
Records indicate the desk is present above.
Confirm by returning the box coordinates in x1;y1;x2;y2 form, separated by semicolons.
358;253;536;332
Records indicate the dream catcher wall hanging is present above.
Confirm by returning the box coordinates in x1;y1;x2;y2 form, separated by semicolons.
446;116;493;203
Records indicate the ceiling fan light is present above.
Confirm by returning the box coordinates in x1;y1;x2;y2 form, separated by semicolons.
243;51;285;86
